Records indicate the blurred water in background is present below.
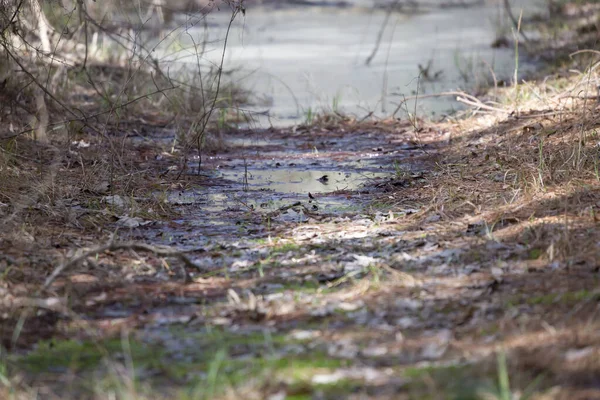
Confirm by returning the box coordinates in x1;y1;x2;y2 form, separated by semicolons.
162;0;543;127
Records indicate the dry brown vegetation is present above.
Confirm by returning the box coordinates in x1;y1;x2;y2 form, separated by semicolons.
2;1;600;399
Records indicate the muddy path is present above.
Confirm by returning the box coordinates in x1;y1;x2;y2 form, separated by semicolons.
128;121;434;245
87;119;443;326
5;111;600;399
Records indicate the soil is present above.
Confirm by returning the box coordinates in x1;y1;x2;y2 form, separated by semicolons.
3;91;600;399
2;3;600;399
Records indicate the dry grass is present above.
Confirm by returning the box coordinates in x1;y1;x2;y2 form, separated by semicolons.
0;0;251;245
2;2;600;399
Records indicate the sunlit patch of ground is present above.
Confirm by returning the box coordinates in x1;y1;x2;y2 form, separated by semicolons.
3;5;600;399
3;83;600;399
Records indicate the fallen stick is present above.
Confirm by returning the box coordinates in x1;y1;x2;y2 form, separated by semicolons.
266;201;302;217
44;241;206;289
455;96;511;113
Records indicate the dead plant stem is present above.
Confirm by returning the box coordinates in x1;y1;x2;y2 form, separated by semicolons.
503;0;529;43
365;0;400;66
194;6;241;174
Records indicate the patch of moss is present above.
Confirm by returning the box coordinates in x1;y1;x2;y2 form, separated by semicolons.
276;280;323;294
286;378;360;399
476;323;501;338
271;242;302;254
13;328;350;398
528;248;543;260
367;201;394;211
528;289;599;305
181;348;347;398
15;338;164;374
403;363;493;400
507;289;600;308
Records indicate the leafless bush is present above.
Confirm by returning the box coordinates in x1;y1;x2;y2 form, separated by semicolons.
0;0;247;230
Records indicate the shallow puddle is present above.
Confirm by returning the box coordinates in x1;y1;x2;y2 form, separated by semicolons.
153;160;389;245
218;168;388;193
164;179;377;218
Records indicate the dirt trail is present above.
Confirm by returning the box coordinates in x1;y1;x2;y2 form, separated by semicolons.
4;109;600;399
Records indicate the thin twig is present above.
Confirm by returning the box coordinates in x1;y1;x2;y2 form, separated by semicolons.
266;201;302;217
456;96;511;113
194;5;241;173
503;0;529;43
365;0;401;66
0;44;108;138
0;85;179;141
0;0;24;36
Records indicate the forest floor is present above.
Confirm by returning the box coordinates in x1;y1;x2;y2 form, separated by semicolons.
3;5;600;400
3;72;600;399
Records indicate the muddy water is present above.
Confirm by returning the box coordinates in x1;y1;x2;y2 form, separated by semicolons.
134;0;543;246
218;168;387;193
127;125;424;250
168;0;540;127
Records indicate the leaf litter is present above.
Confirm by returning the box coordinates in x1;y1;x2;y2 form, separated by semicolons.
4;97;600;398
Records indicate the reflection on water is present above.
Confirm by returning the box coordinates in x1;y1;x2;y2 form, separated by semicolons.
218;168;388;193
163;1;539;126
162;167;383;220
